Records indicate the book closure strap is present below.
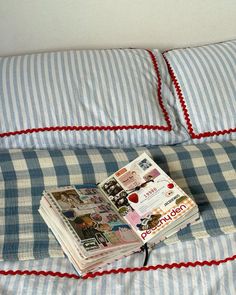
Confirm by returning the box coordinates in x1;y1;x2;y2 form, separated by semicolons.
141;243;149;267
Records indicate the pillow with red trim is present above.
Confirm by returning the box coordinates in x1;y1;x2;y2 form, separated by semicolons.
163;40;236;143
0;49;188;149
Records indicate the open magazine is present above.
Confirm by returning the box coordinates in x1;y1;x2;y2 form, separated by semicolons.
39;153;199;275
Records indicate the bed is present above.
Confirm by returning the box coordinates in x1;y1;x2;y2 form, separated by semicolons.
0;3;236;294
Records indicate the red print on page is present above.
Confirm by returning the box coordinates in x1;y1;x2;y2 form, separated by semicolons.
128;193;139;204
115;168;127;177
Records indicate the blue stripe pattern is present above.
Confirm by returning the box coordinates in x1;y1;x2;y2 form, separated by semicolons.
0;233;235;295
0;141;235;260
164;39;236;143
0;49;188;148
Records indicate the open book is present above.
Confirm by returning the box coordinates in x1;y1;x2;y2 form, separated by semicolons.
39;153;199;275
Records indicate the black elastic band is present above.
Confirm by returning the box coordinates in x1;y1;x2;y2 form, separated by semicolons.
141;243;149;266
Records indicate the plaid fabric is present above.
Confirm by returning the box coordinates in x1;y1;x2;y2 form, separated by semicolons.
0;141;235;260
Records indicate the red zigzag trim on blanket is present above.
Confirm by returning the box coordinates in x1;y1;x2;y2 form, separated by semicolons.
1;254;235;280
162;54;236;139
0;50;172;139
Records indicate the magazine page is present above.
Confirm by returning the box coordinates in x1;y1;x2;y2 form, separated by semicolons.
99;153;197;243
44;186;141;255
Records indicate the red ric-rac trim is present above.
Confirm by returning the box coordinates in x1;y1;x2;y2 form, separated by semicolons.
146;49;172;131
0;125;170;138
0;254;235;280
0;50;172;139
163;54;236;139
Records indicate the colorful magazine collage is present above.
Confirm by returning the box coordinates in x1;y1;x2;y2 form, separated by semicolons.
39;153;199;274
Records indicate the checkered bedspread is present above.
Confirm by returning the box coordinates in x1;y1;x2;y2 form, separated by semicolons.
0;141;235;260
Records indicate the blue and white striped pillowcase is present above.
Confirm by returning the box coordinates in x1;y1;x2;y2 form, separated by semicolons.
0;49;188;149
164;40;236;143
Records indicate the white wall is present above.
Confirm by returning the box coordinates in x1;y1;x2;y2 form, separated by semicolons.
0;0;236;56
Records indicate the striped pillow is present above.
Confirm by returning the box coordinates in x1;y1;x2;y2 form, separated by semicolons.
0;49;187;149
163;40;236;143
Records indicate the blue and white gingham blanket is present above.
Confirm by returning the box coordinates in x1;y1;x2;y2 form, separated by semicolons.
0;141;235;260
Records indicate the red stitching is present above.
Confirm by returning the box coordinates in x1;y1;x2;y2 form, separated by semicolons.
0;50;172;139
163;54;236;139
0;254;235;280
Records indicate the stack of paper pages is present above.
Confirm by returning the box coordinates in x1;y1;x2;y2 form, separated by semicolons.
39;153;199;275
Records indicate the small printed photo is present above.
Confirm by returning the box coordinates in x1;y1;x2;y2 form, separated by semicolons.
82;239;100;251
106;213;119;223
97;203;112;213
78;188;98;195
143;168;160;181
102;177;123;196
62;209;76;219
51;189;83;210
136;214;162;231
118;170;142;190
69;214;99;241
138;158;152;171
118;206;130;216
79;193;104;204
68;214;112;248
109;190;130;209
90;213;103;222
176;195;188;205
